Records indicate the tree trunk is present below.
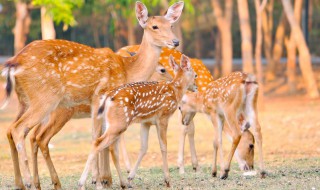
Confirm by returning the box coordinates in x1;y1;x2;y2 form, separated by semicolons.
286;0;303;93
282;0;319;98
213;27;222;78
262;0;274;77
237;0;254;73
194;12;201;58
127;15;136;45
92;14;101;47
211;0;233;76
255;0;267;109
41;7;55;40
266;13;287;81
13;1;30;54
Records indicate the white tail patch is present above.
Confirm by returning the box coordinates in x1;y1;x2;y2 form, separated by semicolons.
0;67;16;110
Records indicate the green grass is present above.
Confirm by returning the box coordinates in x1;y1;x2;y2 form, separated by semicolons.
0;158;319;190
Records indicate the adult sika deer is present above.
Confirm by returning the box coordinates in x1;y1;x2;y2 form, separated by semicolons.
78;55;197;189
1;1;184;190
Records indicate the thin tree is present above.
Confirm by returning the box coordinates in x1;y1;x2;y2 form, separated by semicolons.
262;0;274;77
255;0;268;108
211;0;233;76
282;0;319;98
13;0;31;54
237;0;254;73
286;0;303;93
265;12;287;81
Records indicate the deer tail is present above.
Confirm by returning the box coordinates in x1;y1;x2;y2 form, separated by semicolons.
1;65;16;110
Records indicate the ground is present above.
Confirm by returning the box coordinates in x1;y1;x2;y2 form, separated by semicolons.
0;70;320;189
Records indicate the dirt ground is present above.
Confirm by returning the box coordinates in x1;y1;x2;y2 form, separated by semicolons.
0;69;319;189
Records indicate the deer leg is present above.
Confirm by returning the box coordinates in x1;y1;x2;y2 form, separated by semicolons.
110;139;128;189
211;126;219;177
177;112;187;175
7;102;27;190
99;117;112;188
35;108;74;190
120;134;131;173
156;119;170;187
9;100;59;190
78;129;121;190
187;120;199;172
252;121;266;178
220;110;241;180
29;124;42;190
210;112;225;179
128;123;150;186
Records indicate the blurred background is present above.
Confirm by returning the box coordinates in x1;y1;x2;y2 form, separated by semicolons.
1;0;320;98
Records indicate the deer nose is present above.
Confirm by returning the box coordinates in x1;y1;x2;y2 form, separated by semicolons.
172;39;179;47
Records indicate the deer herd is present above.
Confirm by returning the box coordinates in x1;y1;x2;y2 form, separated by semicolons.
0;1;266;190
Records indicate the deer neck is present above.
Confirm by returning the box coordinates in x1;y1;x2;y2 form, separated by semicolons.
123;33;162;83
170;75;189;102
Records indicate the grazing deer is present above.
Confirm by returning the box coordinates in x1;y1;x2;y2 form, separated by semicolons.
179;72;266;179
118;45;257;175
78;55;197;189
1;1;184;189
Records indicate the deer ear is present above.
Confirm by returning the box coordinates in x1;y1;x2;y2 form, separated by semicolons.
180;54;192;71
136;1;149;28
164;1;184;24
169;55;179;73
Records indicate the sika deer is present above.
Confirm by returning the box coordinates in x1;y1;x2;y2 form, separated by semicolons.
117;45;257;175
179;72;266;179
1;1;184;189
78;55;197;189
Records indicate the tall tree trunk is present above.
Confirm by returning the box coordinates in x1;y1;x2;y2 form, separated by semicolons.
41;7;55;40
255;0;267;109
213;27;222;78
127;15;136;45
13;1;31;54
237;0;254;73
282;0;319;98
211;0;233;76
262;0;274;77
266;13;287;81
286;0;303;93
194;11;201;58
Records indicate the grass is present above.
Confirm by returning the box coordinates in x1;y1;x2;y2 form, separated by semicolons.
0;158;319;190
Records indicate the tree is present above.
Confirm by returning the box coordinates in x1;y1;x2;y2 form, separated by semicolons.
32;0;83;39
211;0;233;76
262;0;274;78
282;0;319;98
237;0;254;73
13;0;31;54
286;0;303;93
265;12;287;81
255;0;267;108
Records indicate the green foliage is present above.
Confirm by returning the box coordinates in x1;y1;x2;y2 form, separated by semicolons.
32;0;84;26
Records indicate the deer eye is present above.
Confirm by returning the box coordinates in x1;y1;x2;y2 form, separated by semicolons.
195;74;198;79
160;68;166;73
152;25;159;30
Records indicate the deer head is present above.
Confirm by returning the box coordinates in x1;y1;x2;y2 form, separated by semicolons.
136;1;184;49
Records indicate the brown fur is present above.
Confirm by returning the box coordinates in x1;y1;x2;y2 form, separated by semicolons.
3;1;185;189
180;72;265;179
78;55;196;189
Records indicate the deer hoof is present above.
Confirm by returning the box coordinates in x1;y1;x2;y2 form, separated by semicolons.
220;169;229;180
212;171;217;177
260;170;267;178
